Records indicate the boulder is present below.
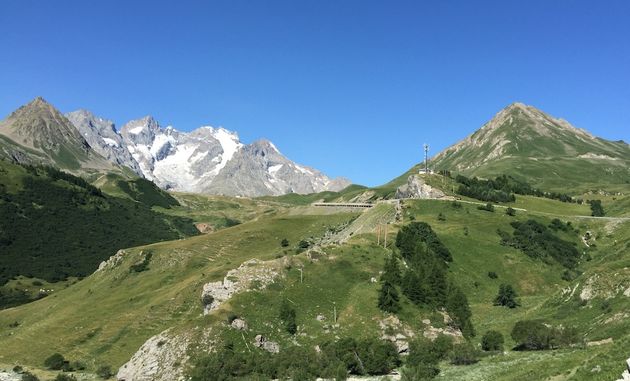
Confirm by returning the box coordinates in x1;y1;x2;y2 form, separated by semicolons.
230;318;248;331
253;334;280;353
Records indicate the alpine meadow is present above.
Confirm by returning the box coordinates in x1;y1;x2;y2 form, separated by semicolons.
0;2;629;381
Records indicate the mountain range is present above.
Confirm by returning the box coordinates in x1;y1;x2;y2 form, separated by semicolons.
0;97;351;197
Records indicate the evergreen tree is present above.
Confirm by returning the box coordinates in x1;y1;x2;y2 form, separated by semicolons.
381;254;401;285
279;300;298;334
493;284;520;308
378;280;400;313
446;286;475;337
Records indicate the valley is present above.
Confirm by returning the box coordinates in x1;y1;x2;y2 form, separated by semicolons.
0;99;628;381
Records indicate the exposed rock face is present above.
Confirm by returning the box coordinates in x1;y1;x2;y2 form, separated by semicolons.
201;258;283;314
253;334;280;353
395;175;446;199
95;249;127;273
117;329;191;381
66;109;143;175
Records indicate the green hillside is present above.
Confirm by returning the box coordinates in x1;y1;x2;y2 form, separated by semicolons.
0;160;199;307
431;103;630;193
0;189;627;380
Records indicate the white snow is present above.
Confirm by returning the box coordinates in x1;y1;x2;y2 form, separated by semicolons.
269;141;281;153
209;128;242;174
128;126;145;135
268;164;283;175
102;137;119;147
294;164;314;175
150;134;175;157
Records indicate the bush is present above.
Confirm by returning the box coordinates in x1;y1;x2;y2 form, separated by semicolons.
280;238;289;247
481;330;504;351
97;365;113;379
588;200;605;217
44;353;66;370
21;372;39;381
506;207;516;216
53;375;77;381
487;271;498;279
279;300;297;335
226;313;239;324
449;343;479;365
511;321;583;350
477;203;495;212
493;284;520;308
400;364;440;380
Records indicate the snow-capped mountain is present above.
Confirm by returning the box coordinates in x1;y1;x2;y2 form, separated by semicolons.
77;114;351;197
65;110;143;175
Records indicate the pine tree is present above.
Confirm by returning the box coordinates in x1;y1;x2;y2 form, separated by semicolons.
378;280;400;313
446;286;475;337
381;254;401;285
493;284;520;308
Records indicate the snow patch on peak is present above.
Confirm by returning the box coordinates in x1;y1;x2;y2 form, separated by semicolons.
212;128;243;173
268;164;283;175
128;126;145;135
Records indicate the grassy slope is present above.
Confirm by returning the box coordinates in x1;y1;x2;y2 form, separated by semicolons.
0;191;627;380
0;210;359;369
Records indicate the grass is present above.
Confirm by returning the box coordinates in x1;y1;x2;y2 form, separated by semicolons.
1;188;628;380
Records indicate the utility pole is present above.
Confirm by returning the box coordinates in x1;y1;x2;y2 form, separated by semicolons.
383;224;388;248
423;144;429;174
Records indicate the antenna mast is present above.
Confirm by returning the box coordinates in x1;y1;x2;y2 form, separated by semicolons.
423;143;429;174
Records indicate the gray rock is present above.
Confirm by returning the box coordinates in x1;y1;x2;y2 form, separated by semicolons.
253;334;280;353
230;318;248;331
395;175;446;199
66;110;143;175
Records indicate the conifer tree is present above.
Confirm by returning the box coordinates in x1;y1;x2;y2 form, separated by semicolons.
378;280;400;313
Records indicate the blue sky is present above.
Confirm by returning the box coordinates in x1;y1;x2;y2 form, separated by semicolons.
1;1;628;186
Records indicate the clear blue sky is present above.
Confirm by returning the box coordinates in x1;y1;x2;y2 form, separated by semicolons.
1;1;628;186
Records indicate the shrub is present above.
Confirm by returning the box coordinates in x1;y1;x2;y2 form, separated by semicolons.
279;300;297;334
226;313;239;324
130;251;153;273
493;284;520;308
280;238;289;247
510;320;580;350
44;353;66;370
400;364;440;380
53;375;77;381
437;213;446;221
449;343;479;365
12;365;23;373
477;203;495;212
297;240;310;249
588;200;605;217
481;330;504;351
21;372;39;381
97;365;113;379
201;294;214;307
506;207;516;216
487;271;498;279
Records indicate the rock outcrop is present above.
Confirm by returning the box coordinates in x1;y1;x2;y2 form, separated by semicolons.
253;334;280;353
117;329;193;381
201;258;283;314
395;175;446;199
